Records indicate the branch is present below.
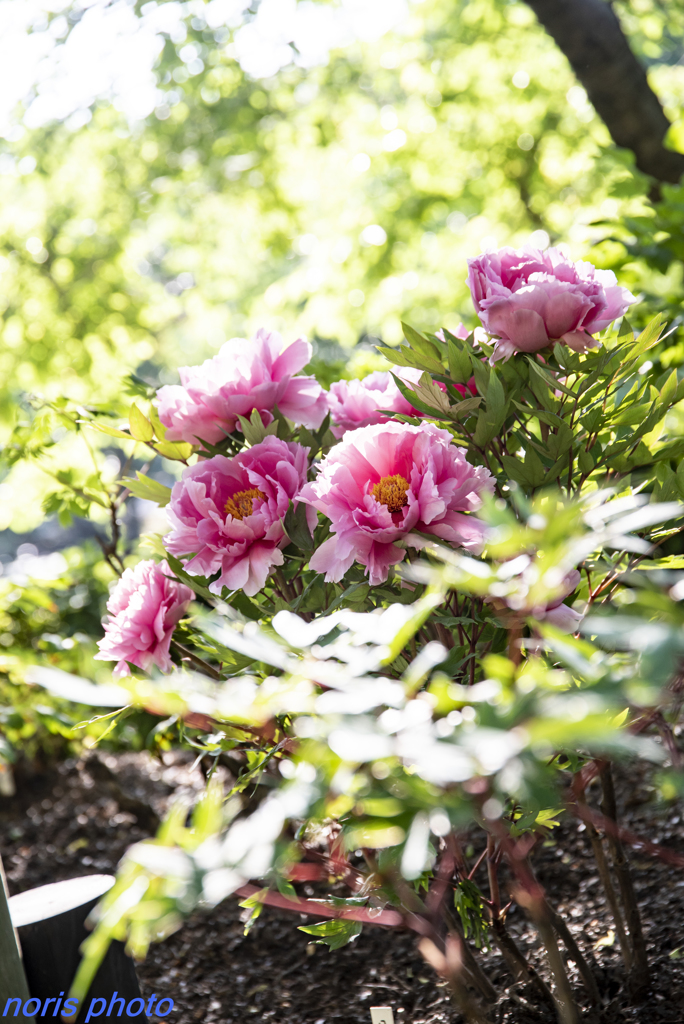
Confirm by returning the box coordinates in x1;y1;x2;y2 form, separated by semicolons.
524;0;684;183
233;883;405;927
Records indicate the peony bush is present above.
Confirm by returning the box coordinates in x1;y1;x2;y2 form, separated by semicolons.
7;245;684;1024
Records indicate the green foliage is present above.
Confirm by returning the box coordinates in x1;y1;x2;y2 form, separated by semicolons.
298;919;363;950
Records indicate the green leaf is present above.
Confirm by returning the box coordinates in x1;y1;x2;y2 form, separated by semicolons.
237;408;279;446
469;352;490;397
283;501;314;552
154;440;193;461
410;371;451;415
473;407;500;446
660;368;678;409
402;322;444;370
390;372;445;417
485;368;505;422
148;405;167;441
129;403;154;442
527;358;574;398
501;454;531;488
298;919;363;950
628;314;665;362
449;396;481;419
164;552;216;602
86;420;132;440
446;334;473;385
121;472;173;507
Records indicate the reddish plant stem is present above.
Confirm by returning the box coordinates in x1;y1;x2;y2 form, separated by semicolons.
493;829;580;1024
573;776;632;973
234;883;404;927
485;836;555;1006
418;933;491;1024
599;764;650;998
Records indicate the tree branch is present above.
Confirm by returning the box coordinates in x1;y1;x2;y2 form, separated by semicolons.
524;0;684;183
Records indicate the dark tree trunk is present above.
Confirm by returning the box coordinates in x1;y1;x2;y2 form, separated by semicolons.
523;0;684;184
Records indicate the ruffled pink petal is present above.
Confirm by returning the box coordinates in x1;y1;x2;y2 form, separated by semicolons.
486;301;549;352
542;603;584;633
561;330;598;352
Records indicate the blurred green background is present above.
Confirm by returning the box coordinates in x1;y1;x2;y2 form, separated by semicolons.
4;0;684;534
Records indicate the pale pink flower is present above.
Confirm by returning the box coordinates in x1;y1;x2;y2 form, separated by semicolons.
95;560;193;677
487;566;583;633
164;436;313;596
539;569;584;632
300;421;494;585
327;357;478;440
327;371;420;439
467;246;635;362
156;329;328;446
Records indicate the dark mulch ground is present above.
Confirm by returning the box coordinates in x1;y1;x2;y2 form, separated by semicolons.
1;751;683;1024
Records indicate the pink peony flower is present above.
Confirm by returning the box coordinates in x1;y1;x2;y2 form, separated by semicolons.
164;435;313;596
467;246;636;361
487;566;583;633
540;569;584;632
156;329;328;446
328;341;478;440
327;371;421;439
300;421;494;585
95;560;193;677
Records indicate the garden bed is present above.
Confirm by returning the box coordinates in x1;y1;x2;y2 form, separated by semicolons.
1;752;682;1024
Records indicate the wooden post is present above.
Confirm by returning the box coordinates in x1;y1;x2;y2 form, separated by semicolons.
9;876;147;1024
0;856;35;1024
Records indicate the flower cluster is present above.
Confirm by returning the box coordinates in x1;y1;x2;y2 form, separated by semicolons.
96;245;624;674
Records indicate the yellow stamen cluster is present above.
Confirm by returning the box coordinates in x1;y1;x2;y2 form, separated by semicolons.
225;487;265;520
371;474;410;513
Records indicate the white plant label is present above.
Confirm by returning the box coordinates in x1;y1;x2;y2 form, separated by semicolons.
370;1008;394;1024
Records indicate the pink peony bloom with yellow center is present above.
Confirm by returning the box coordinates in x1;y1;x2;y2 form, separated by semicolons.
95;559;193;677
467;246;636;362
164;435;313;596
300;421;494;586
156;328;328;446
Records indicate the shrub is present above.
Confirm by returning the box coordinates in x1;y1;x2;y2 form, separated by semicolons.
5;247;684;1024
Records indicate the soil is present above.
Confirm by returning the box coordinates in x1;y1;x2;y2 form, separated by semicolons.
1;751;683;1024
